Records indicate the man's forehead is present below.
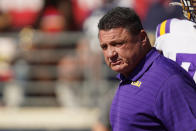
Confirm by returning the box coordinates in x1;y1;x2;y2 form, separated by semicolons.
99;28;129;38
98;28;140;45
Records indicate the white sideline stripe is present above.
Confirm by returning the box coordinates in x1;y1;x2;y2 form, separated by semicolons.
0;107;99;129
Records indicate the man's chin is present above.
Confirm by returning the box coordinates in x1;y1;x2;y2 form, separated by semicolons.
111;66;125;73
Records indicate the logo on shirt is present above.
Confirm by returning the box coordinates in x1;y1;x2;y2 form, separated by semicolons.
131;81;142;88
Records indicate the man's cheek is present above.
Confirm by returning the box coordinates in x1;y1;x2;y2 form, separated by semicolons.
105;59;110;67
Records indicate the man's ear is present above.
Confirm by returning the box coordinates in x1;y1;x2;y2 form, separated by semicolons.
139;30;148;45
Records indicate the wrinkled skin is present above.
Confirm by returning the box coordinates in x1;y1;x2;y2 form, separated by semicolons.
99;27;149;77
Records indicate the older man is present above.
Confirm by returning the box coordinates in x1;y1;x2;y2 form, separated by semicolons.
98;7;196;131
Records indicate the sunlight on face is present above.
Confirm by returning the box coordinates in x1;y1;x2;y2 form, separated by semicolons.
99;27;143;76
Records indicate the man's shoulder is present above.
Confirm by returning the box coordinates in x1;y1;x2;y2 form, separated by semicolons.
156;18;182;38
156;18;195;38
154;54;181;71
154;55;196;100
142;54;194;96
150;54;188;80
154;18;196;52
153;54;194;83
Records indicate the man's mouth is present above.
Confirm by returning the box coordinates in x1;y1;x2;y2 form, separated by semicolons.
110;59;121;66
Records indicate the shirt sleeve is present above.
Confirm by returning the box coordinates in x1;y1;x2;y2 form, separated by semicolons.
155;74;196;131
154;19;172;49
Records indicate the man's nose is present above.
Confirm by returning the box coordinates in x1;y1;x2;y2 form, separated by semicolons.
107;47;117;60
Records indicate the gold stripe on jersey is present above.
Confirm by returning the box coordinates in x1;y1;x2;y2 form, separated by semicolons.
160;20;167;36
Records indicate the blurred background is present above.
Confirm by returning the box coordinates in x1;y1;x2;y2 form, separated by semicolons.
0;0;183;131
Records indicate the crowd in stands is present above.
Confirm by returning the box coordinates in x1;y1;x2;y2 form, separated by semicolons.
0;0;183;31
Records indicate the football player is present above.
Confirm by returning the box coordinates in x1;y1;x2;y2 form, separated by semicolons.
155;0;196;82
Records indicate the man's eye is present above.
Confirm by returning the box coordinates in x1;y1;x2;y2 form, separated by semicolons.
117;42;123;45
115;42;124;46
101;45;107;50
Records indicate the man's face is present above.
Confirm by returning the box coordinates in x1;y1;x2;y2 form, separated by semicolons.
99;27;143;76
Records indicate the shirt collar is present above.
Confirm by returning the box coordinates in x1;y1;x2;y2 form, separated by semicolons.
117;47;160;82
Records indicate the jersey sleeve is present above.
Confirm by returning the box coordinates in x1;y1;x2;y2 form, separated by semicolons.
154;19;172;48
155;74;196;131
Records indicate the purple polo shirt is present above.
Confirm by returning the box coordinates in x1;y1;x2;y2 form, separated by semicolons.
110;48;196;131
